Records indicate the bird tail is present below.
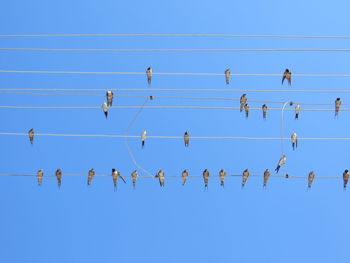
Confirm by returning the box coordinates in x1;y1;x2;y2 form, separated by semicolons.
133;182;136;190
275;166;280;173
104;112;108;118
295;113;299;120
292;143;295;150
142;140;145;148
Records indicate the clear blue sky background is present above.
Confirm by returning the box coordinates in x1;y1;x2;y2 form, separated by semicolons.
0;1;349;262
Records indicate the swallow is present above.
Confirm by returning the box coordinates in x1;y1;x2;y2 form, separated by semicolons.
112;168;126;190
242;169;249;188
285;174;289;178
275;155;286;173
225;69;231;84
37;169;43;186
262;104;267;119
28;128;34;144
203;169;209;189
244;103;249;118
155;170;165;187
335;98;341;116
146;67;152;85
219;169;226;187
106;90;114;107
282;69;291;85
131;170;138;189
240;94;247;112
343;170;349;190
102;102;108;118
141;130;147;148
184;131;189;147
295;104;300;120
263;169;270;187
55;169;62;188
308;171;315;188
149;95;154;100
87;168;95;186
182;169;188;186
291;132;298;150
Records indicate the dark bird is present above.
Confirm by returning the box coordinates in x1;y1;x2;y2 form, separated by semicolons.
240;94;247;112
308;171;315;188
184;131;189;147
102;102;108;118
112;168;126;190
37;169;43;186
131;170;138;189
291;132;298;150
295;104;300;120
203;169;209;189
106;90;114;107
244;103;249;118
219;169;226;187
343;170;349;189
146;67;152;85
28;128;34;144
182;169;188;186
225;68;231;85
335;98;341;116
155;170;165;187
262;104;268;119
275;155;286;173
55;169;62;188
263;169;270;187
87;169;95;186
282;69;291;85
141;130;147;148
242;169;249;188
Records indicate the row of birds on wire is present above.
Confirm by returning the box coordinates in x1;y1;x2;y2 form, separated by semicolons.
30;168;350;190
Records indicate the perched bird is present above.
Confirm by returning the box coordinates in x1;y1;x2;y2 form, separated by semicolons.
282;69;291;85
308;171;315;188
263;169;270;187
28;128;34;144
225;68;231;84
182;169;188;186
262;104;268;119
343;170;349;190
203;169;209;189
37;169;43;186
242;169;249;188
102;102;108;118
146;67;152;85
106;90;114;107
275;155;286;173
141;130;147;148
112;168;126;190
285;174;289;178
149;95;154;100
131;170;138;189
155;170;165;187
219;169;226;187
335;98;341;116
55;169;62;188
240;94;247;112
87;169;95;186
184;131;189;147
295;104;300;120
291;132;298;150
244;103;249;118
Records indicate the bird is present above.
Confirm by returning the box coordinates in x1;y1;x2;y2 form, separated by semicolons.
262;104;268;119
275;155;286;173
263;169;270;187
225;68;231;84
291;132;298;150
295;104;300;120
282;69;291;85
131;170;138;189
335;98;341;116
219;169;226;187
182;169;188;186
141;130;147;148
112;168;126;190
155;170;165;187
240;94;247;112
28;128;34;144
87;169;95;186
244;103;249;118
37;169;43;186
343;170;349;190
55;169;62;188
146;67;152;85
242;169;249;188
106;90;114;107
102;102;108;118
308;171;315;188
184;131;189;147
203;169;209;189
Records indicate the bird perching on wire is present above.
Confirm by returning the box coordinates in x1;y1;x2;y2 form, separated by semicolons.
335;98;342;117
146;67;152;85
275;155;286;173
291;132;298;150
240;94;247;112
225;68;231;85
244;103;249;118
263;169;271;188
343;170;349;190
282;69;292;85
242;169;250;188
295;104;300;120
87;169;95;186
112;169;126;191
262;104;268;119
37;169;43;186
28;128;34;145
106;90;114;107
203;169;209;189
131;170;138;189
184;131;189;147
141;130;147;148
308;171;315;189
155;169;165;187
182;169;188;186
219;169;226;187
102;102;108;118
55;169;62;188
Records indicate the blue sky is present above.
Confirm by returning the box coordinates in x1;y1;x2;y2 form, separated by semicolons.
1;0;350;262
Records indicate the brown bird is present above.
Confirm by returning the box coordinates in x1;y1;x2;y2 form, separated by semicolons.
182;169;188;186
343;170;349;190
244;103;249;118
262;104;267;119
87;169;95;186
146;67;152;85
55;169;62;188
106;90;114;107
131;170;138;189
203;169;209;189
219;169;226;187
282;69;291;85
155;170;165;187
335;98;341;116
37;169;43;186
225;68;231;85
184;131;189;147
242;169;249;188
28;128;34;144
240;94;247;112
112;168;126;190
263;169;270;187
308;171;315;188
